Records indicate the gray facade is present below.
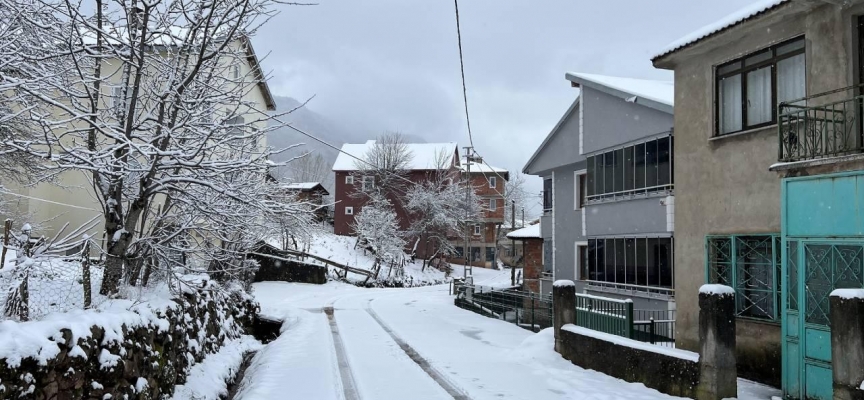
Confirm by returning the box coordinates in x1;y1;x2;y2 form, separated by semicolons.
524;78;674;311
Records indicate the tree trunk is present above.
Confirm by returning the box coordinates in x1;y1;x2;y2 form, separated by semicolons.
1;219;11;269
100;253;125;295
82;241;92;308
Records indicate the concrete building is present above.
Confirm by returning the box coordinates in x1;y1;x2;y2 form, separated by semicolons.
522;73;675;312
653;0;864;397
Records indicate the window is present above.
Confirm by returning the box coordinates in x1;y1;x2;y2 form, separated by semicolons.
586;134;673;201
489;176;497;188
489;198;497;211
473;224;481;235
470;247;481;262
345;206;353;215
345;175;354;185
706;234;781;321
485;247;495;262
226;116;245;137
577;173;586;209
715;37;805;136
543;178;552;211
231;64;240;79
361;176;374;191
577;244;587;280
454;246;464;258
585;237;674;290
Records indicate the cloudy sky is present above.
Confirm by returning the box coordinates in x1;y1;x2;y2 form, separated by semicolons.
252;0;753;215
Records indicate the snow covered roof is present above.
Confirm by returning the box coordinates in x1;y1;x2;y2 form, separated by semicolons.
282;182;327;193
565;72;674;109
332;141;458;171
506;224;541;240
652;0;790;61
459;161;508;175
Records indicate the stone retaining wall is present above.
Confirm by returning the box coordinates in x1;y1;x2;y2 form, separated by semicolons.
0;285;257;399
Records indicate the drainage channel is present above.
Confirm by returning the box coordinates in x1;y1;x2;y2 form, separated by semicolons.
364;303;471;400
324;306;361;400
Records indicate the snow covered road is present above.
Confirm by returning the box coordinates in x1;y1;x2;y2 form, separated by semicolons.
238;269;779;400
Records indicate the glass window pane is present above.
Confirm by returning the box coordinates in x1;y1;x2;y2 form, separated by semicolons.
615;238;625;284
719;74;743;134
614;149;624;193
624;147;634;191
776;37;804;55
746;66;773;126
658;137;671;186
778;53;806;105
646;140;658;189
718;61;741;75
634;143;646;189
608;239;616;284
596;155;604;196
595;239;605;282
625;238;636;285
659;238;673;288
646;238;659;287
587;156;595;197
587;240;597;281
604;152;614;196
636;238;647;286
745;49;772;66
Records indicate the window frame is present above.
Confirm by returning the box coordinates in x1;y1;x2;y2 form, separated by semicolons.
585;134;673;202
705;234;781;323
473;224;481;236
489;176;497;188
714;36;805;136
345;175;354;185
361;176;374;191
488;198;497;211
345;206;354;215
543;178;553;211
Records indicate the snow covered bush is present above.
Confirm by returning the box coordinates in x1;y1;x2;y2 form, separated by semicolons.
352;196;407;280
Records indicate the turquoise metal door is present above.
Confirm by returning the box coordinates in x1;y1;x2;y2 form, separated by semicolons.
782;172;864;400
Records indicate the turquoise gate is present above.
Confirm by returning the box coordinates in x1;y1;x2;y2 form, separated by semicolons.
782;172;864;400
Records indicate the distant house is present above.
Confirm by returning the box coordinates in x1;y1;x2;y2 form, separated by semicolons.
451;161;508;268
283;182;329;222
522;72;674;312
652;0;864;395
331;140;460;259
506;223;542;294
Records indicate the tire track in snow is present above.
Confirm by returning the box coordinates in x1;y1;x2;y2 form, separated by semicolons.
324;307;361;400
364;301;471;400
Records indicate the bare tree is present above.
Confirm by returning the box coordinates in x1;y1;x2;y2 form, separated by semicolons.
352;131;414;203
0;0;311;295
288;152;329;184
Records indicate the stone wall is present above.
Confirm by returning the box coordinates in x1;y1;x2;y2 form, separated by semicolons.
557;327;700;397
0;285;257;399
249;244;327;285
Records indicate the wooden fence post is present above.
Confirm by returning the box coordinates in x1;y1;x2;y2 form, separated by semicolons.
82;240;92;309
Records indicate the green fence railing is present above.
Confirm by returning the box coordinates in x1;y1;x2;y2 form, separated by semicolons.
575;293;634;339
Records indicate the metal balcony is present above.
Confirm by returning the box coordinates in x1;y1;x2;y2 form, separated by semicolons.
778;85;864;163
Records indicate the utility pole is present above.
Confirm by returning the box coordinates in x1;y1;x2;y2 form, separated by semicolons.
462;146;473;279
511;199;516;286
521;207;525;228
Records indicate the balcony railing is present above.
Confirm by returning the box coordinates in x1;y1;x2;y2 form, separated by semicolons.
778;85;864;163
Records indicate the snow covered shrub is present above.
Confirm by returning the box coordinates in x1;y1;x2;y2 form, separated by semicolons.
352;196;407;280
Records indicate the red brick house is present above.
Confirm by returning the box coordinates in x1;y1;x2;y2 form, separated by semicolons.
331;141;460;259
450;161;508;268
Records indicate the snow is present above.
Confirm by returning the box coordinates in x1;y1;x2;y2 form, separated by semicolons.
507;223;541;239
233;310;343;400
700;284;736;296
134;377;148;394
563;324;699;363
553;279;575;288
653;0;790;60
332;141;458;171
459;160;508;174
172;335;262;400
830;288;864;300
567;72;674;106
282;182;322;190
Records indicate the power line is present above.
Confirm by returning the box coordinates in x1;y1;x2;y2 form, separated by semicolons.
453;0;474;149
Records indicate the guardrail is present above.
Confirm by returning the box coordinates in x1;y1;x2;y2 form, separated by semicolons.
452;280;552;332
778;84;864;163
575;293;634;338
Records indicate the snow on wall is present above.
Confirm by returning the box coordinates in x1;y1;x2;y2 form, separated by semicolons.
699;284;735;296
563;324;699;362
0;283;258;399
553;279;575;288
830;288;864;300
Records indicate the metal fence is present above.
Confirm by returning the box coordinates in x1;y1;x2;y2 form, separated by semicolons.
633;309;676;348
574;293;633;338
778;84;864;162
452;280;552;332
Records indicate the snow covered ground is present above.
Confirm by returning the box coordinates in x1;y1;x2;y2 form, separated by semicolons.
242;270;780;400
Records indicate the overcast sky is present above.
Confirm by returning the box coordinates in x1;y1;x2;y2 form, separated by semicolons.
252;0;753;216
